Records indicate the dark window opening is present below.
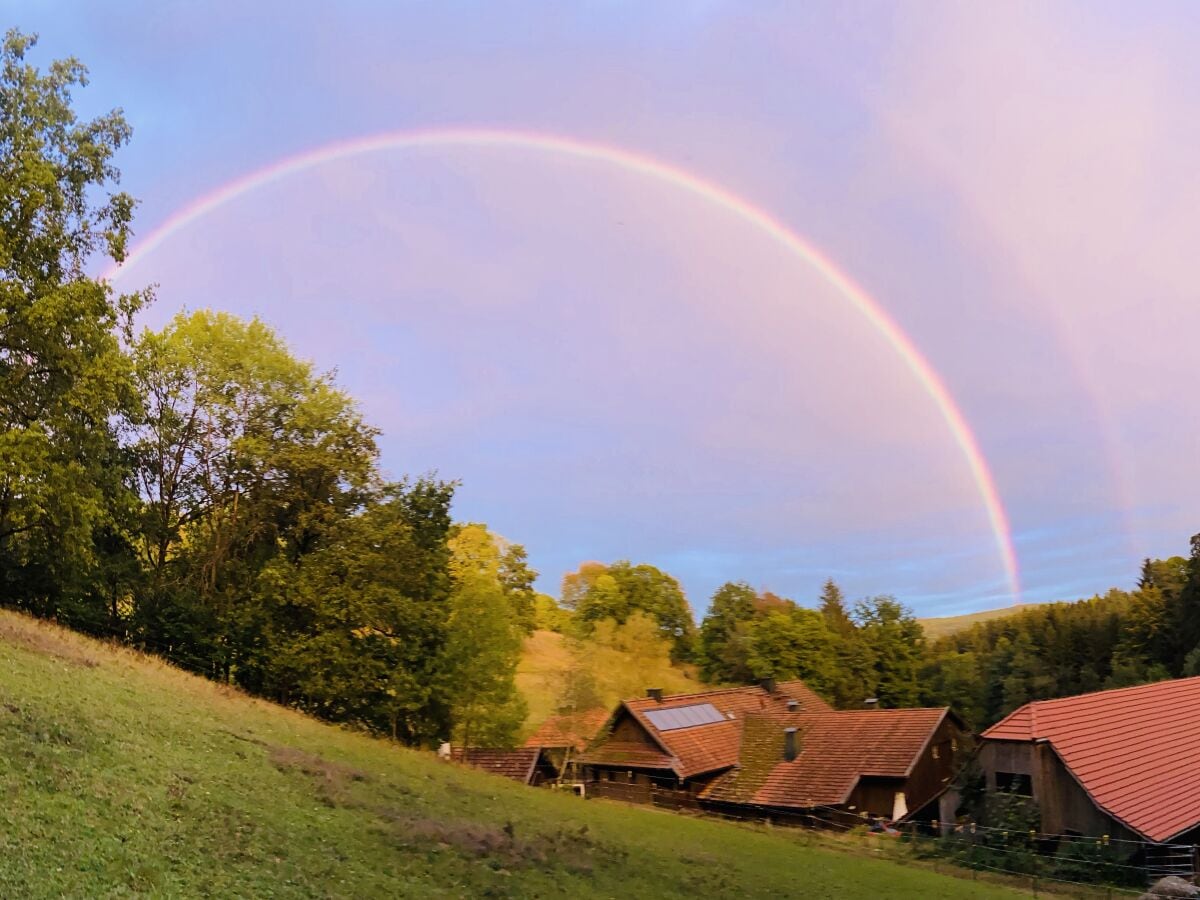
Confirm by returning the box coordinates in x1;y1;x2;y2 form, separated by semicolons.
996;772;1032;796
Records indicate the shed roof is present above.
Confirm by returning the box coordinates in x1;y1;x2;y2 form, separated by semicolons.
703;707;952;808
450;747;542;784
981;675;1200;842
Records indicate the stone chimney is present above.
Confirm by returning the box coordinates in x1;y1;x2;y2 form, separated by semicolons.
647;688;663;702
759;677;777;694
786;699;799;712
783;727;799;762
863;697;879;710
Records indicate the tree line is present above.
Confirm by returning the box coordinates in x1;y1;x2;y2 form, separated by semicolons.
556;548;1200;732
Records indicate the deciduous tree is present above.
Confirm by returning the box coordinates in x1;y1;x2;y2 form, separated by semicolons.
0;30;148;620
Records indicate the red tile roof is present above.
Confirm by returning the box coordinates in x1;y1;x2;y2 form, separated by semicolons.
703;708;951;807
524;709;610;752
577;682;832;778
776;680;834;712
981;676;1200;842
450;747;542;784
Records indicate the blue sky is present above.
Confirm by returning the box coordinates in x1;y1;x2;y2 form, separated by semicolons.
6;2;1198;616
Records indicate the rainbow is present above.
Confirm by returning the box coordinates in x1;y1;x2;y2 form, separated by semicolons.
104;127;1021;602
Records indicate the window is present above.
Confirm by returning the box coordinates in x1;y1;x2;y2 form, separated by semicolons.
996;772;1032;796
932;745;940;760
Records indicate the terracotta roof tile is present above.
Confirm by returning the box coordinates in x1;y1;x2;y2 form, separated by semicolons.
703;708;950;808
775;680;834;713
450;747;541;784
524;709;609;752
981;675;1200;842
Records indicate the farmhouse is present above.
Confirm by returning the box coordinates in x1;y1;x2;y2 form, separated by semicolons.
702;706;966;824
979;675;1200;849
578;680;829;805
578;680;966;821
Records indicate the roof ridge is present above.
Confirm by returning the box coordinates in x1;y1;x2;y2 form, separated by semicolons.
624;684;777;703
1031;673;1200;707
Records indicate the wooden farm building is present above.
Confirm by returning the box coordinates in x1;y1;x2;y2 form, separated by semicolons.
449;747;557;786
577;680;966;821
979;675;1200;850
703;706;966;824
522;708;610;783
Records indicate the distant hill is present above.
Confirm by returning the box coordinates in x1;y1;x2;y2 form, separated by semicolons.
516;629;701;735
0;609;1019;898
919;602;1053;641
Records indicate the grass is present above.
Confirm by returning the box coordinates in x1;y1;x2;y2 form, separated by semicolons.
516;629;702;734
919;603;1052;641
0;610;1026;898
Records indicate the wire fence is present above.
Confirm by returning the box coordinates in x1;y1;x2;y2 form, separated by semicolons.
601;787;1185;898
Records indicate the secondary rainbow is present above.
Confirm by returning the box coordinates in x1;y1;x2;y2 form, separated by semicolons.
104;127;1022;602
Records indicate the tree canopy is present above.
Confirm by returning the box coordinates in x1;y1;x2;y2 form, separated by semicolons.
564;560;697;661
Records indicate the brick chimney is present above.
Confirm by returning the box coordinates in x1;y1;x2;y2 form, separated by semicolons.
647;688;663;702
784;727;799;762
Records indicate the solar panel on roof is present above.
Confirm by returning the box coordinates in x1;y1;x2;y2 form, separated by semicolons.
643;703;725;731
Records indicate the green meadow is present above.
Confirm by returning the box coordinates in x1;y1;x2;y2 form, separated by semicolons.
0;609;1023;899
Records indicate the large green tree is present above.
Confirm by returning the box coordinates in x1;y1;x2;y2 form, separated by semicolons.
129;310;379;676
568;560;696;661
441;524;528;748
0;30;147;620
697;581;758;682
744;606;834;692
253;479;457;744
855;595;924;708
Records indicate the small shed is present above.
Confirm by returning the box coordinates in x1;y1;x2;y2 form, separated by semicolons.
449;746;557;786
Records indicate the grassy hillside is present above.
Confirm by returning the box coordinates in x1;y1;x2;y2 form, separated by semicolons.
0;610;1023;898
920;602;1052;641
516;629;702;733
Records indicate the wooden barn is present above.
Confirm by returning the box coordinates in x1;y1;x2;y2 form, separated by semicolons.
522;708;610;783
979;675;1200;872
448;746;558;786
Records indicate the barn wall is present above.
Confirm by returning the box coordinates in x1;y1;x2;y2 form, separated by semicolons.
980;739;1140;842
979;739;1035;791
1034;744;1138;842
851;778;906;818
903;717;968;813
